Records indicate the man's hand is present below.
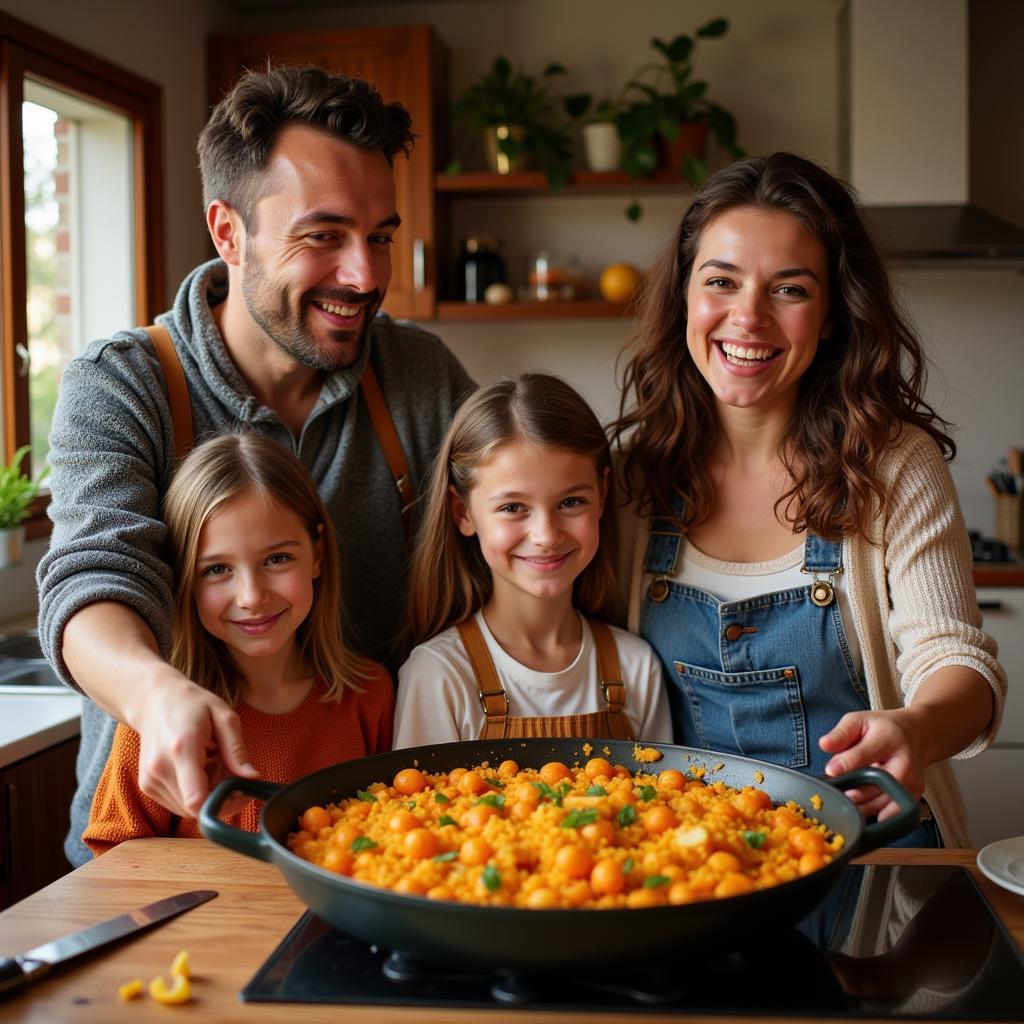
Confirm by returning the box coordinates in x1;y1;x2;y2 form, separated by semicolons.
135;668;258;818
818;708;926;820
62;602;259;821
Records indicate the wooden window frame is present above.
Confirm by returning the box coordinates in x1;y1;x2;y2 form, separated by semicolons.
0;12;163;539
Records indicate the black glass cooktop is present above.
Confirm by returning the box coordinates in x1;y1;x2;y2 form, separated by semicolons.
242;865;1024;1018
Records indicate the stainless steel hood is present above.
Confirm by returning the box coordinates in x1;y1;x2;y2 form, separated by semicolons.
862;204;1024;266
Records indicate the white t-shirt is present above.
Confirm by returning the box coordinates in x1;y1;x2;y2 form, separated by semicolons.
627;531;863;677
393;610;672;748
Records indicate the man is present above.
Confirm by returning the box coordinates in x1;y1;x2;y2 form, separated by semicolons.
37;66;473;867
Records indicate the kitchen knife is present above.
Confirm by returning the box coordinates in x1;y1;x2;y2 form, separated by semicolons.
0;888;216;998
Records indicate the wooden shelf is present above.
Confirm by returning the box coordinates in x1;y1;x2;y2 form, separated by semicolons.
435;169;691;196
436;300;632;321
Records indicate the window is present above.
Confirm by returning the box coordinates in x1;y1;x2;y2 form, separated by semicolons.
0;13;163;535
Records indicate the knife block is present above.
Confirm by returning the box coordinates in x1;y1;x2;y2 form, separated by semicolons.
994;494;1023;557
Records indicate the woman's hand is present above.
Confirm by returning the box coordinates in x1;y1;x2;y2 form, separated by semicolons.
818;708;927;820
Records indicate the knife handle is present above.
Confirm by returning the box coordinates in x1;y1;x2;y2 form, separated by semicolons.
0;957;26;998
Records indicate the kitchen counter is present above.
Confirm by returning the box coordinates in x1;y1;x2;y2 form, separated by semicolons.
0;691;81;768
0;841;1019;1023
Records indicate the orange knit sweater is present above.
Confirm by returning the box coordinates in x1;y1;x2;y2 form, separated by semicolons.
83;667;393;856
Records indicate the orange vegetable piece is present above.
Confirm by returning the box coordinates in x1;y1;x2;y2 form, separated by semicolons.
404;828;440;859
590;858;626;895
459;836;492;866
584;757;614;780
458;770;489;796
388;809;421;832
642;804;677;833
299;806;332;833
554;843;594;879
658;769;687;791
539;762;571;786
393;768;428;795
714;872;756;898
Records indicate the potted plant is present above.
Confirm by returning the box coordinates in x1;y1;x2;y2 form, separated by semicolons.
0;446;49;569
616;17;743;218
450;56;587;189
578;99;623;173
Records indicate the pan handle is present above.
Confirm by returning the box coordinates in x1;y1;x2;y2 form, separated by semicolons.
198;777;284;863
826;766;920;854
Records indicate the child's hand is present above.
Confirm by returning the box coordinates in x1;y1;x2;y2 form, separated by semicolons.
818;708;926;820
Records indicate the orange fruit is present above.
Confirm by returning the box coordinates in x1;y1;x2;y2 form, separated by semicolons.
599;262;641;303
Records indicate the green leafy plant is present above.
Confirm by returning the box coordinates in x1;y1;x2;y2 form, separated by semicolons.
449;56;589;190
0;446;49;530
618;18;743;186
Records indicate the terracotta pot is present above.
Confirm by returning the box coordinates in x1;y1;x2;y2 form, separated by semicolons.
483;124;529;174
655;119;710;174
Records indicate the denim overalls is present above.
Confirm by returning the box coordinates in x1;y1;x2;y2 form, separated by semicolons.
639;511;940;848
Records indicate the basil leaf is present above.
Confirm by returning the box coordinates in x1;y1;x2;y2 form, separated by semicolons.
617;804;637;827
485;777;505;789
432;850;458;863
622;857;634;874
476;793;505;809
585;784;608;797
438;814;458;827
434;792;451;804
350;836;377;853
644;874;670;888
407;800;416;809
561;809;599;829
743;830;766;848
531;781;570;807
482;864;501;891
356;790;377;804
639;785;657;802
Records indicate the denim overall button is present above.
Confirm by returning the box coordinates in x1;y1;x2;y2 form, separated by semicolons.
724;624;744;641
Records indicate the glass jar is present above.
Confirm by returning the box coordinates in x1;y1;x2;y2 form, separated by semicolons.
527;251;581;302
456;236;506;303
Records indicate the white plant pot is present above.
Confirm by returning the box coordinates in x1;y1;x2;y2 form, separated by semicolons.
582;122;622;172
0;525;25;569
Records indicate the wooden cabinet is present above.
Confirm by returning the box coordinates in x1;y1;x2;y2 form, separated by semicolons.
0;736;79;908
208;25;444;321
951;587;1024;847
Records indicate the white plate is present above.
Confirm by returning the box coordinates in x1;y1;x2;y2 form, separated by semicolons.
977;836;1024;896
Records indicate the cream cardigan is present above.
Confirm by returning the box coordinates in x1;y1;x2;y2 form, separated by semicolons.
617;426;1007;848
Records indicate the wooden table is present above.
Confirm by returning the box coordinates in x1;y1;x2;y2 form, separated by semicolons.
0;841;1020;1024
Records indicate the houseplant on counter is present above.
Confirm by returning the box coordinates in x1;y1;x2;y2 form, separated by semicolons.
449;56;588;189
616;17;743;218
0;446;49;568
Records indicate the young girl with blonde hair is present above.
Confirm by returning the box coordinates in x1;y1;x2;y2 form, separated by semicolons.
85;432;393;854
394;373;669;745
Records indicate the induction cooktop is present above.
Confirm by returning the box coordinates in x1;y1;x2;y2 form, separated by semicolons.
242;865;1024;1018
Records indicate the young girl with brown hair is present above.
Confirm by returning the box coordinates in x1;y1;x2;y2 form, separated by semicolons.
613;152;1006;847
394;373;669;745
84;432;393;854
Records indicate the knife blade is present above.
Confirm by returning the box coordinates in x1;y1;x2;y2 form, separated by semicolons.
0;888;217;998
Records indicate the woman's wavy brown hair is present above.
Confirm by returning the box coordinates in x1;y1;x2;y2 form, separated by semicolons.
409;373;617;643
163;431;376;706
611;151;954;540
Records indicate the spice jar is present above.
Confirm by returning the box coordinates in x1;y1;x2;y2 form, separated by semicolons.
456;236;506;303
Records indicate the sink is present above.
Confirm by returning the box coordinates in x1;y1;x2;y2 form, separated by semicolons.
0;630;67;694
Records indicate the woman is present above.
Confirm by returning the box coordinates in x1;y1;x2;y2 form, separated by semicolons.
613;152;1005;847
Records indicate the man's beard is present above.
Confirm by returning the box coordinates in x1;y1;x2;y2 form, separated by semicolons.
241;244;381;372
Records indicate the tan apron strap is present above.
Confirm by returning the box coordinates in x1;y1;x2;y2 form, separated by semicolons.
588;619;630;740
360;362;415;540
145;324;193;464
456;618;510;740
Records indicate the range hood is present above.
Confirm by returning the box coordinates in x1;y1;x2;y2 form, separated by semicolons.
848;0;1024;266
862;204;1024;267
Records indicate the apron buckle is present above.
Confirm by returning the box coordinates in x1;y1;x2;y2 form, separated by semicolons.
648;577;670;603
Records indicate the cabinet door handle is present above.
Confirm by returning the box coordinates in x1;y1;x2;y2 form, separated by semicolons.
412;238;426;291
978;600;1003;611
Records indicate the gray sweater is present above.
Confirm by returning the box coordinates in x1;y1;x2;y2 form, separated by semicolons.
37;259;473;866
